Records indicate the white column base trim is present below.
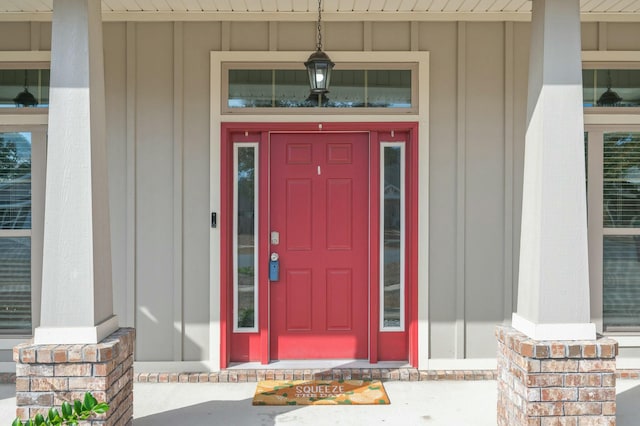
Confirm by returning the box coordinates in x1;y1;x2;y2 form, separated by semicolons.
33;315;119;345
512;313;596;341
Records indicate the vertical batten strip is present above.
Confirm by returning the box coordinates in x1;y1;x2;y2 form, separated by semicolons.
503;22;514;323
173;22;185;361
455;21;467;359
126;22;137;330
598;22;607;51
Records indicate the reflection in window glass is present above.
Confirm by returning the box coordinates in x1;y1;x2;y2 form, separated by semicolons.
0;131;32;334
0;133;31;229
228;68;413;109
603;133;640;228
235;145;257;330
583;69;640;107
0;69;50;109
603;236;640;329
381;144;404;330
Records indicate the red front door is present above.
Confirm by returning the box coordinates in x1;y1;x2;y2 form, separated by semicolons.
269;132;369;359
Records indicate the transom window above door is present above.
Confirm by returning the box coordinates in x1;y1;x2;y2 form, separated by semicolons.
222;63;417;114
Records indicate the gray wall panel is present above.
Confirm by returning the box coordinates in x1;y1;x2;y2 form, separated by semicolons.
182;22;221;362
230;22;269;51
464;22;506;358
607;23;640;50
581;23;598;51
0;23;30;50
135;23;175;361
372;22;411;51
103;22;130;327
420;22;458;359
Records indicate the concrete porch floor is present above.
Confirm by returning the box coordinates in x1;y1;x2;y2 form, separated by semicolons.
2;379;640;425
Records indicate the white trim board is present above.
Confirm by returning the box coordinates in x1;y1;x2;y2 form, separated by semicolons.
210;51;430;369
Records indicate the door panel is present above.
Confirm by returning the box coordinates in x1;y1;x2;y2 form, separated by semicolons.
270;132;369;359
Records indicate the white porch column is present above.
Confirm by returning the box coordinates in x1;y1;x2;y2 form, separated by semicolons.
34;0;118;344
512;0;596;340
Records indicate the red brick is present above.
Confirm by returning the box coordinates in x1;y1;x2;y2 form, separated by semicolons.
542;360;579;373
550;343;567;358
67;345;83;362
521;342;534;357
582;344;598;358
54;364;92;377
564;373;601;387
540;417;578;426
527;374;564;387
577;416;615;426
579;360;616;373
15;377;29;392
16;364;53;377
36;347;54;363
20;348;36;363
16;392;54;406
602;373;615;387
599;343;616;359
68;377;107;391
53;348;68;363
578;387;615;402
535;344;550;358
82;346;98;362
526;402;563;416
541;387;577;402
603;401;616;416
31;378;68;392
567;344;582;358
563;401;602;415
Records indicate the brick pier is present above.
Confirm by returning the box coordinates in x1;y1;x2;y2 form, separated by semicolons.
13;328;134;425
496;326;618;426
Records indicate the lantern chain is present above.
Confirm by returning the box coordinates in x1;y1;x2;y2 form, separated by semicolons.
316;0;323;51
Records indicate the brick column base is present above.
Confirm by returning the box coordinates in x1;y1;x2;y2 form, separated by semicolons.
13;328;135;425
496;326;617;426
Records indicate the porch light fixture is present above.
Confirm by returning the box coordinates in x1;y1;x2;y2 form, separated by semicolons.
13;70;38;108
597;70;622;107
305;0;334;96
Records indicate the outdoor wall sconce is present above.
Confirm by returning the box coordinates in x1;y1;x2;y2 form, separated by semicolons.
305;0;334;97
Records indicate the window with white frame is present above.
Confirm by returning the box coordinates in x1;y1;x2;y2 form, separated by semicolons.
233;143;258;332
380;142;405;331
222;63;417;114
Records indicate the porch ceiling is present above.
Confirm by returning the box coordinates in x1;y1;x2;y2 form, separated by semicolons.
1;0;640;22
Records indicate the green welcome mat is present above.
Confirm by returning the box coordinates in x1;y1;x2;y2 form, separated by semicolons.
252;379;390;405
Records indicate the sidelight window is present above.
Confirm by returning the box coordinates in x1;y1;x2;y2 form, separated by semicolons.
233;144;259;332
380;143;405;331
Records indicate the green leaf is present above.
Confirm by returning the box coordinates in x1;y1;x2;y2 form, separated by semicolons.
25;420;34;426
93;403;110;414
61;402;72;419
73;400;82;416
83;392;97;411
12;418;24;426
48;408;61;423
33;414;45;426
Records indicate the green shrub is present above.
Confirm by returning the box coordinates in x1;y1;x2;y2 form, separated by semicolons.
12;392;109;426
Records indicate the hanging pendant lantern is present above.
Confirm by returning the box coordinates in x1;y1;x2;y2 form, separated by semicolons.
597;70;622;107
13;70;38;108
305;0;334;95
